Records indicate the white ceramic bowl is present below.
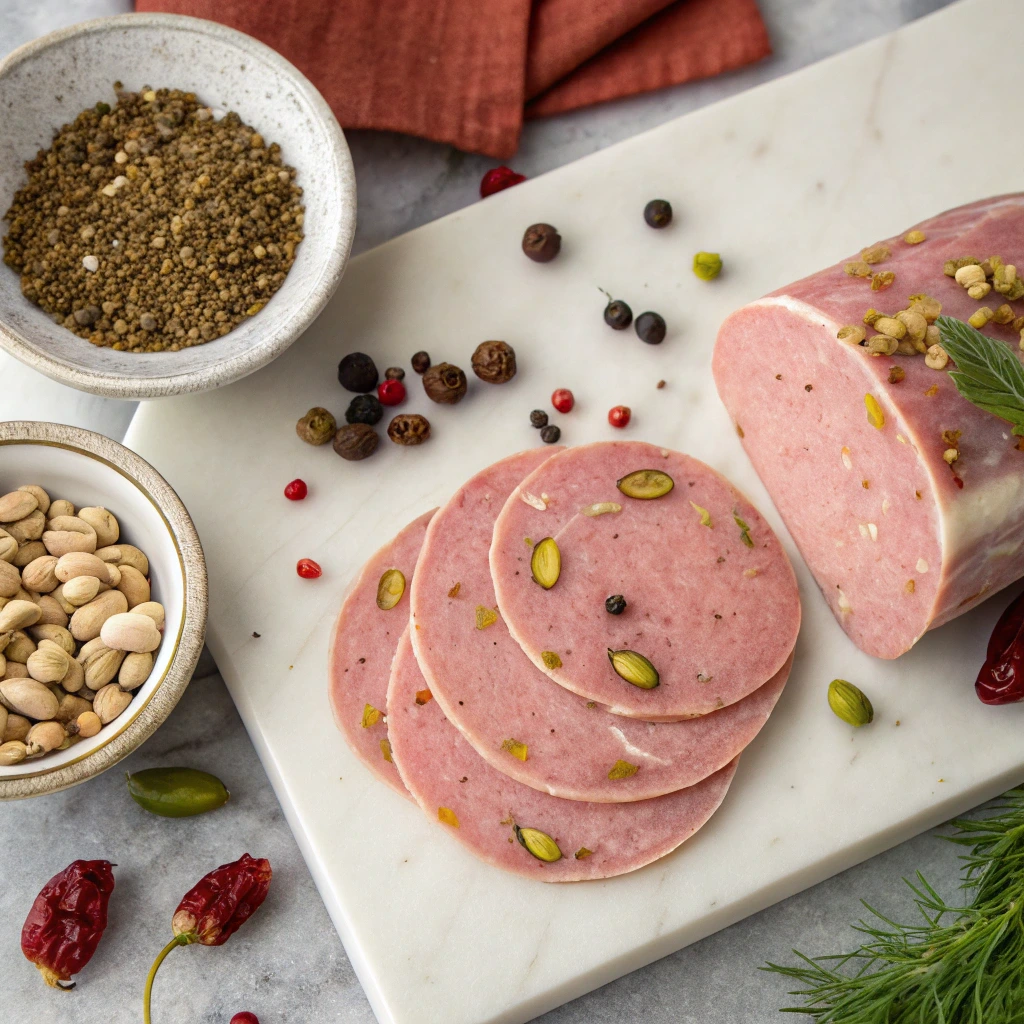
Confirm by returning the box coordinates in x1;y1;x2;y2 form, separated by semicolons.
0;13;356;398
0;421;207;798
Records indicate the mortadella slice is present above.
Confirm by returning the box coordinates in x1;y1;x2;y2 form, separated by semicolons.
328;509;436;798
388;628;737;881
713;194;1024;659
489;441;801;719
412;448;792;801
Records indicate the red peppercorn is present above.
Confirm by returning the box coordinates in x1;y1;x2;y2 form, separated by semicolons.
480;166;526;198
608;405;631;428
297;558;322;579
231;1013;260;1024
378;379;406;406
21;860;115;989
551;389;574;413
283;479;307;501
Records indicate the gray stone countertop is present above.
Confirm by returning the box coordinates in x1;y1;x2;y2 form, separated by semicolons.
0;2;976;1022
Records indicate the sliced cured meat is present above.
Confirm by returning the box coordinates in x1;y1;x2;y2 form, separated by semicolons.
489;441;800;718
328;509;435;798
412;448;792;801
713;195;1024;658
388;629;737;881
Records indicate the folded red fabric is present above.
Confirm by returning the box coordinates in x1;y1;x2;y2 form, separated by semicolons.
135;0;770;157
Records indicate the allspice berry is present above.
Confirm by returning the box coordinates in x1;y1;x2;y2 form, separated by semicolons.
333;423;379;460
471;341;517;384
388;413;431;446
522;223;561;263
422;362;468;404
296;407;337;446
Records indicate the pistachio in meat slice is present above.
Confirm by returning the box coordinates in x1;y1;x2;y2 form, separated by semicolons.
514;824;562;863
530;537;561;590
376;568;406;610
608;759;639;780
616;469;675;500
502;738;528;761
607;648;660;689
828;679;874;727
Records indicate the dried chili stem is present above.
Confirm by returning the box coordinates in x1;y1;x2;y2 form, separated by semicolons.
143;933;192;1024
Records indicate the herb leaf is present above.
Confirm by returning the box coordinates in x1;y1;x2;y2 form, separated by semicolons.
936;315;1024;436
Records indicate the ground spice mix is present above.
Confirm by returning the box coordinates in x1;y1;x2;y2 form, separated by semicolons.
2;85;304;352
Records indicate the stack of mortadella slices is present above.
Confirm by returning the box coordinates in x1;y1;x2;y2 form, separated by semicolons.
329;441;801;881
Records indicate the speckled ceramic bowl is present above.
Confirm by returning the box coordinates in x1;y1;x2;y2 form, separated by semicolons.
0;421;207;799
0;14;355;399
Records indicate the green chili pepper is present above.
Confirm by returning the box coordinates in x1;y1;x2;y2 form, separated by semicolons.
126;767;230;818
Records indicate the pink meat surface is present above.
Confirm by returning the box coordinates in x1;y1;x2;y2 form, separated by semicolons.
388;629;737;881
328;509;436;798
489;441;801;718
713;195;1024;659
412;448;792;801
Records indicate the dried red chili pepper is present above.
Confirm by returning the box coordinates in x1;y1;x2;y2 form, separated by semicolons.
144;854;271;1024
21;859;115;990
976;589;1024;704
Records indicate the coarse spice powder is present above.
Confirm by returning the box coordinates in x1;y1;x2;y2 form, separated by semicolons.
2;85;304;352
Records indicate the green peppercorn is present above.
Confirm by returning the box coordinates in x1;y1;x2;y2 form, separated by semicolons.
693;251;723;281
605;594;627;615
604;300;633;330
644;199;672;228
635;311;666;345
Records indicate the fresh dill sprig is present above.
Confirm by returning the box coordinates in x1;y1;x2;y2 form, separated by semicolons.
763;788;1024;1022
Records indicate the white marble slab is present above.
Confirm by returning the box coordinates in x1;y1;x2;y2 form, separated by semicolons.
119;3;1024;1021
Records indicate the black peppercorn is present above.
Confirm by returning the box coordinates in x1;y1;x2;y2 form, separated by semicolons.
333;423;379;461
530;409;548;429
540;424;561;444
472;340;517;384
388;413;431;445
345;393;383;425
384;366;406;381
635;311;666;345
522;223;561;263
338;352;379;393
604;299;633;330
422;362;468;404
643;199;672;229
411;351;431;374
605;594;627;615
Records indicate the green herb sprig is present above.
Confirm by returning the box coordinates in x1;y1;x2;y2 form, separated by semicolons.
937;315;1024;435
764;788;1024;1022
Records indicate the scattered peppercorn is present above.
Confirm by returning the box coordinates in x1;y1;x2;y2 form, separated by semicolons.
480;166;526;198
338;352;379;393
423;362;468;404
296;558;322;579
384;366;405;381
608;405;631;428
530;409;548;428
643;200;672;229
378;379;406;406
540;424;561;444
635;312;666;345
605;594;627;615
551;388;574;413
345;393;383;425
231;1015;260;1024
2;87;304;353
693;251;723;281
522;223;561;263
388;413;431;445
604;299;633;330
333;422;379;460
656;380;666;389
411;350;431;374
296;407;337;445
283;479;307;501
472;340;517;383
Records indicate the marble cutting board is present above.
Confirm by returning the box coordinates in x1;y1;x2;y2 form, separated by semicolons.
123;2;1024;1021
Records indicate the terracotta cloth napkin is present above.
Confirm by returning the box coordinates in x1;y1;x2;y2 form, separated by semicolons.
135;0;770;158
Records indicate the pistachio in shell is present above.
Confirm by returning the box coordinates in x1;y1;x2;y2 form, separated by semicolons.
376;568;406;611
514;825;562;863
616;469;675;500
828;678;874;727
530;537;560;590
607;648;660;689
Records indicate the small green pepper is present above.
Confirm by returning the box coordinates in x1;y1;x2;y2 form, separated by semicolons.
126;767;230;818
692;251;723;281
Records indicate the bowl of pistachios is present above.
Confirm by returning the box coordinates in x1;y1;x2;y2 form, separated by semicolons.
0;420;207;798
